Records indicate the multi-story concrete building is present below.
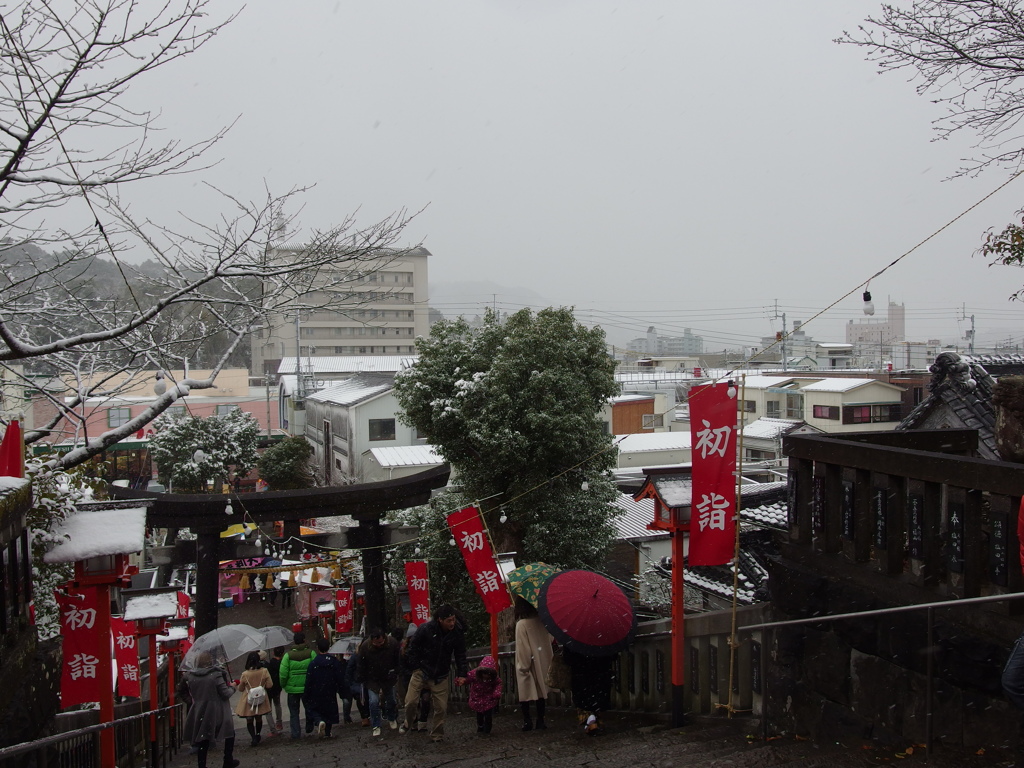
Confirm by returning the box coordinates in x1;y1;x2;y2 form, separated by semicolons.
251;245;430;377
845;300;906;364
627;326;703;357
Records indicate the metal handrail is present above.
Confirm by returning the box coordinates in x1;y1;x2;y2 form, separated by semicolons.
738;591;1024;763
0;703;183;760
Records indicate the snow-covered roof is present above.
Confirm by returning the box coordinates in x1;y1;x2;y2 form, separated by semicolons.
305;376;393;407
158;625;190;642
43;507;147;563
739;500;788;530
368;445;442;468
123;591;179;621
612;494;665;541
616;432;691;453
277;356;417;375
816;343;854;349
799;378;894;393
741;417;803;440
609;394;655;404
734;376;794;390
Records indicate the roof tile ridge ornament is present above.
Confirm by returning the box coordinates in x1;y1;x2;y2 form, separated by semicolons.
928;352;976;394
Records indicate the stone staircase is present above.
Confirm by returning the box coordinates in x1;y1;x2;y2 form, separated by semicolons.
169;710;1018;768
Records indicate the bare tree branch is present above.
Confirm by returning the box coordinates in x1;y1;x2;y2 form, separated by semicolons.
839;0;1024;176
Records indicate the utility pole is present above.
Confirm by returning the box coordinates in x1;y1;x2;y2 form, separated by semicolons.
959;305;976;355
772;300;787;372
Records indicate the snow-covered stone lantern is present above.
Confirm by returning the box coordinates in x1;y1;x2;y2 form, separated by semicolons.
43;504;148;767
633;467;692;727
122;586;180;767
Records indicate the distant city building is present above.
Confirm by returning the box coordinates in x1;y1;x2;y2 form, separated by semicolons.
627;326;703;357
251;245;430;377
846;301;906;364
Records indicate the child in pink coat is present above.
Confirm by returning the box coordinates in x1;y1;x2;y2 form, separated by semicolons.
466;655;502;734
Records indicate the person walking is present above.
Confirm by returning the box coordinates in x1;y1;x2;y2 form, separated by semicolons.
358;627;401;737
279;631;317;739
265;647;285;735
304;638;345;739
181;651;239;768
400;604;468;743
563;647;615;735
466;655;502;735
234;651;273;747
342;648;370;726
513;598;553;731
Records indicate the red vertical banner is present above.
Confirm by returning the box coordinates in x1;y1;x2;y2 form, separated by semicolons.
334;587;354;634
177;591;194;655
111;617;141;698
55;588;105;707
404;561;431;626
446;505;512;614
688;382;738;566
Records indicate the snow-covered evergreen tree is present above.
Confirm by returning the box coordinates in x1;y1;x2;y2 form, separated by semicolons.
149;409;260;492
392;307;620;620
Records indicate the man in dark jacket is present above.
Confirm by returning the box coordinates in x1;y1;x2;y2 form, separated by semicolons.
280;632;317;739
266;647;285;735
304;638;346;738
359;627;401;736
400;605;467;742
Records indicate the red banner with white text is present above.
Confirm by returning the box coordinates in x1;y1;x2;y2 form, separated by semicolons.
688;382;738;566
176;591;194;655
111;617;141;698
447;505;512;614
334;587;354;634
55;588;105;707
404;561;431;625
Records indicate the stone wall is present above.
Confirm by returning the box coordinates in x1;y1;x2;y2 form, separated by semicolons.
765;551;1019;750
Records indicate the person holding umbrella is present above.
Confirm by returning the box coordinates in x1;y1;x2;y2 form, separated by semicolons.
536;570;637;735
181;651;239;768
513;597;553;731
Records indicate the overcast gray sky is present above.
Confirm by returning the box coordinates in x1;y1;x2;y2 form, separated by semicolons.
124;1;1024;352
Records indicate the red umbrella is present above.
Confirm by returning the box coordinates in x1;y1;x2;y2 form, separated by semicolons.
537;570;637;657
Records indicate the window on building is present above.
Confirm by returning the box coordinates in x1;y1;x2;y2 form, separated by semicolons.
642;413;664;429
740;400;756;413
841;403;902;424
766;401;780;417
216;405;238;415
785;394;803;419
107;407;131;427
165;406;186;419
812;405;840;420
369;418;396;441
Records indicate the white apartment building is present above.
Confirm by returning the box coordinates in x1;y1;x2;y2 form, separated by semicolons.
845;301;906;364
251;245;430;377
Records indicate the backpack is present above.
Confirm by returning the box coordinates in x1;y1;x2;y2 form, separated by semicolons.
246;684;267;711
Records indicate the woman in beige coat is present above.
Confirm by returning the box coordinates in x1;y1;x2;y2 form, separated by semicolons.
514;598;553;730
234;651;274;746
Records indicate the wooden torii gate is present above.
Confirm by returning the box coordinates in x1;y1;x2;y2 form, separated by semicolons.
111;465;450;637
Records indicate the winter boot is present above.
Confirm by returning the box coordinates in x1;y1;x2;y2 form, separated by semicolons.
222;736;239;768
520;701;533;731
535;698;547;729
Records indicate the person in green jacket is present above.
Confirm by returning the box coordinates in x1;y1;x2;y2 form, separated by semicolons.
279;631;317;739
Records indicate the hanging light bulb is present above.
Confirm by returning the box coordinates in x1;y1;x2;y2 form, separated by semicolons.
254;538;262;548
499;508;507;524
863;289;875;316
153;371;167;396
224;500;233;516
414;546;421;555
580;481;589;492
449;537;456;546
193;448;207;463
